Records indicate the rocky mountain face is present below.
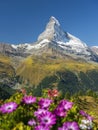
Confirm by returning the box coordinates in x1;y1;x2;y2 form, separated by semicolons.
38;16;68;42
0;43;16;55
0;43;30;57
0;54;17;99
1;16;98;62
91;46;98;55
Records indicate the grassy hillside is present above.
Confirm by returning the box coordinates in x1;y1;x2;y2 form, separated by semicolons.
17;55;98;85
0;54;15;77
16;55;98;96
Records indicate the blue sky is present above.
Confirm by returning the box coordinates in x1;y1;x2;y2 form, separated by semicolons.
0;0;98;46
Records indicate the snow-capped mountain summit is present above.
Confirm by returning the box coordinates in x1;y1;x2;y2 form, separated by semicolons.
0;16;98;62
36;16;90;56
38;16;68;42
34;16;96;61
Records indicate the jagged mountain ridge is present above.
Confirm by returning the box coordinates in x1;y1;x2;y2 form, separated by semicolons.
0;16;98;62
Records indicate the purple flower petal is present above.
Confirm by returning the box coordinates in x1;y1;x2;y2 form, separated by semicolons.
54;106;67;117
54;99;73;117
86;115;94;121
58;121;79;130
28;119;36;126
38;98;52;109
79;110;94;121
59;100;73;111
79;110;87;116
64;121;79;130
22;96;36;104
34;125;50;130
34;109;48;117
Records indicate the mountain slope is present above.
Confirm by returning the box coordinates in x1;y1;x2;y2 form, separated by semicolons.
0;54;16;99
16;55;98;96
0;43;16;55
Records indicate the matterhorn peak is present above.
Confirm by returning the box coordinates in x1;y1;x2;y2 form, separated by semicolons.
38;16;67;42
49;16;60;26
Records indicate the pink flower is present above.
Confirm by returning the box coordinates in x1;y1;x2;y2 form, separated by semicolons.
0;102;18;114
52;89;59;97
48;89;59;98
38;111;56;127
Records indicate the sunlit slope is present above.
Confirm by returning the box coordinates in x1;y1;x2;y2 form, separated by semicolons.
0;54;16;99
16;55;98;86
0;54;15;78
